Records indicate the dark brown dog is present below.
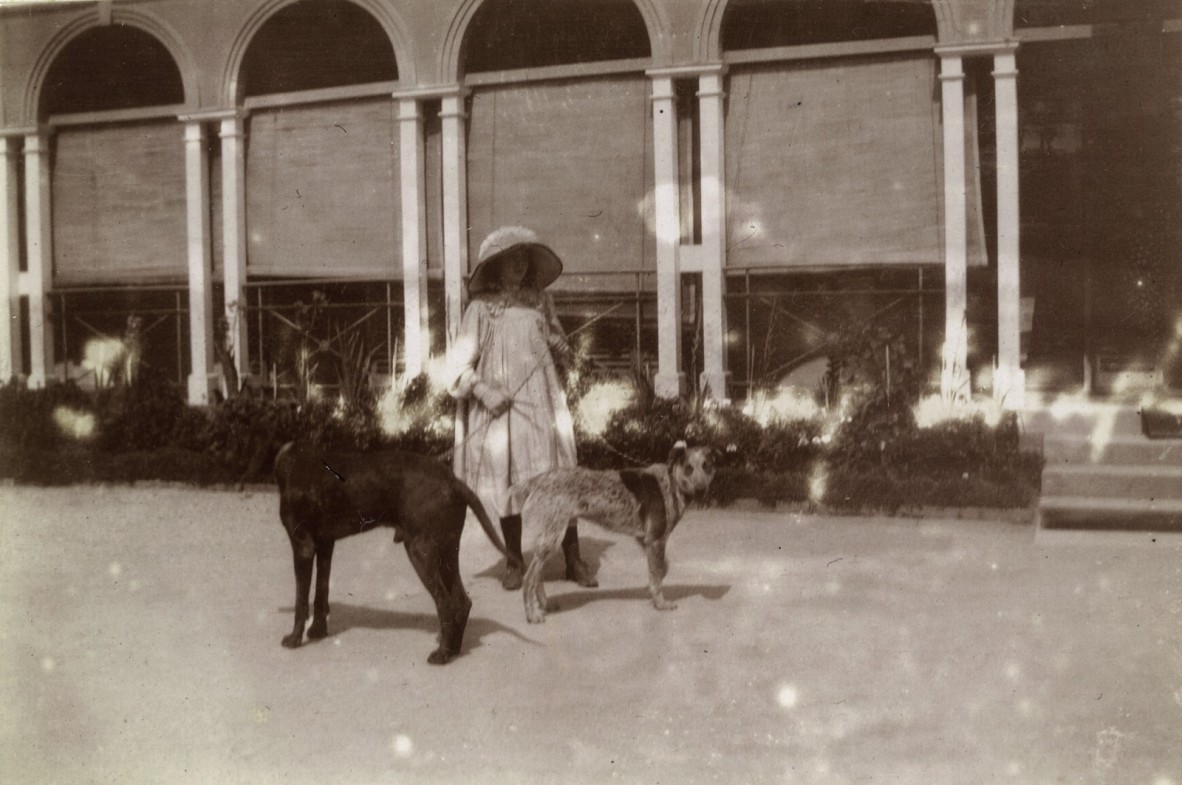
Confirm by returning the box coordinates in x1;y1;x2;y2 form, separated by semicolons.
273;442;507;664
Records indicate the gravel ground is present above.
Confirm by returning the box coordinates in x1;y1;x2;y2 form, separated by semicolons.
2;485;1181;785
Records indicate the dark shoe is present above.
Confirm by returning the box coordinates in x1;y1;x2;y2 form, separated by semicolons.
562;526;598;587
500;515;525;591
500;562;524;591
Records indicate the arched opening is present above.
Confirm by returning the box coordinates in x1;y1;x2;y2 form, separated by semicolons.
41;25;190;386
240;0;397;97
461;0;658;376
238;0;406;388
462;0;650;74
720;0;936;51
718;1;961;396
1016;1;1182;390
41;24;183;117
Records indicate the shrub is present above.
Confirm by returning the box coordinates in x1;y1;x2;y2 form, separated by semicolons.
0;381;94;451
0;369;1042;513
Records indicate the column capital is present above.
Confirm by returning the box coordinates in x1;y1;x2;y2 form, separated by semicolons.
646;63;727;80
183;123;207;143
22;132;52;154
648;78;677;103
217;112;249;139
935;40;1019;58
179;108;245;124
391;83;467;102
1;126;41;139
397;99;424;123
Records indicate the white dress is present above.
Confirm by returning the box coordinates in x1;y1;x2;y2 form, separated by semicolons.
448;293;578;518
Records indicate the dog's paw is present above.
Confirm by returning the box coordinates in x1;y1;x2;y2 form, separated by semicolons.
652;599;678;611
281;632;304;648
427;647;457;665
306;621;328;640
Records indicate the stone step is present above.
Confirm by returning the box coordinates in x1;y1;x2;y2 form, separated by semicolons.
1039;495;1182;532
1041;464;1182;500
1043;435;1182;467
1020;403;1145;438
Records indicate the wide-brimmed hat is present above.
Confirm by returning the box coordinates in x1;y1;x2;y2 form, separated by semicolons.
467;226;563;295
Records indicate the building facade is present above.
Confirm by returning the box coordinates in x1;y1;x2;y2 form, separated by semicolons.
1;0;1178;406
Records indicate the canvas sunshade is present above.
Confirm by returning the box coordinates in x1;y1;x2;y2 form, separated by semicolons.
52;121;187;284
724;54;987;268
466;75;655;287
245;98;400;278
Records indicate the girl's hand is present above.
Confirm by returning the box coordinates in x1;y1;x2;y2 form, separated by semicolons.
476;382;512;417
548;333;572;358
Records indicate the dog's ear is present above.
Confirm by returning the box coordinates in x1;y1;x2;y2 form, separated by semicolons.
667;439;688;465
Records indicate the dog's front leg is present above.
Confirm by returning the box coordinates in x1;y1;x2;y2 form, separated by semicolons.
307;540;335;640
283;533;316;647
644;539;677;611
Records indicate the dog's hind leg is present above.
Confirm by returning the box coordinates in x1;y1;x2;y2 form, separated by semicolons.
643;539;678;611
522;517;568;623
307;540;335;640
404;532;471;665
283;530;316;648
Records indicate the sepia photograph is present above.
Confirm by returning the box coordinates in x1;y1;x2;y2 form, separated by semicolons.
0;0;1180;782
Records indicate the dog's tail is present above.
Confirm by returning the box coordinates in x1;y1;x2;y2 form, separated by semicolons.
453;478;509;558
272;441;297;486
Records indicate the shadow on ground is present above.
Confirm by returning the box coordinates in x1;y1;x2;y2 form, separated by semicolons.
473;534;620;581
279;603;537;657
542;583;732;614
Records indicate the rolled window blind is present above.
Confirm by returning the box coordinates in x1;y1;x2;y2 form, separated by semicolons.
246;98;400;278
466;76;654;284
725;54;986;268
52;121;187;284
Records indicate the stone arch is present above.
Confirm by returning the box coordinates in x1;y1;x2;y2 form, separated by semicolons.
695;0;728;63
220;0;414;105
24;6;197;121
440;0;669;82
701;0;945;59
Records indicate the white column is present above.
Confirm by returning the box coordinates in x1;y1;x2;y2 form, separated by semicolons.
23;130;54;388
183;121;216;404
938;54;969;401
440;91;469;347
398;97;429;378
994;46;1024;408
698;69;729;400
0;137;22;382
650;75;683;399
219;113;250;383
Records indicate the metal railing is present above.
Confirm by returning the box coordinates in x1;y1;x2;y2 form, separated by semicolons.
52;284;191;388
724;266;945;398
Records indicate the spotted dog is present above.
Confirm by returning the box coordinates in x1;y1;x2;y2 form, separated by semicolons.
510;443;716;624
273;443;508;664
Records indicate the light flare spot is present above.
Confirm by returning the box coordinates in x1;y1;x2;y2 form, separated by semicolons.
53;406;96;441
108;563;122;578
777;684;799;709
808;465;827;505
41;656;55;672
574;380;635;437
743;387;819;426
392;734;414;758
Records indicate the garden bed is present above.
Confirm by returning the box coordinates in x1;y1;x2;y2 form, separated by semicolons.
0;372;1042;514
